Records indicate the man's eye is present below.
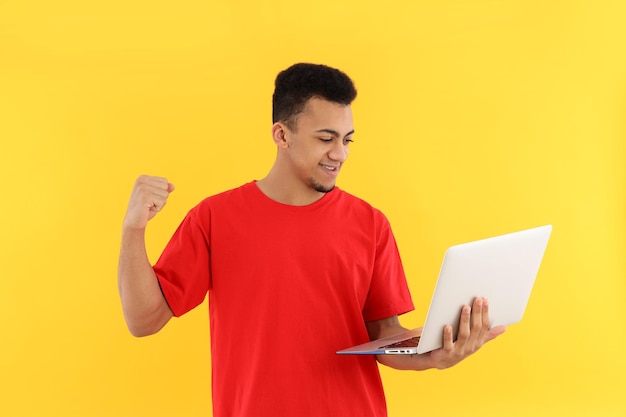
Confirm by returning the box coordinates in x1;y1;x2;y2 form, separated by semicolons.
319;138;333;142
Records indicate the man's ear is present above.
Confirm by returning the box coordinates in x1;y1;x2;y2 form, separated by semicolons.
272;122;290;149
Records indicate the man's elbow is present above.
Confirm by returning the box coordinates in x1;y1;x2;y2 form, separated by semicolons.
124;309;171;337
127;322;161;337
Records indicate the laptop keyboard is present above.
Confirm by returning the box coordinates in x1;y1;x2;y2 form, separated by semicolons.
380;336;421;349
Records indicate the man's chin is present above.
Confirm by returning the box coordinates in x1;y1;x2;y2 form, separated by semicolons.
311;179;336;193
315;185;335;193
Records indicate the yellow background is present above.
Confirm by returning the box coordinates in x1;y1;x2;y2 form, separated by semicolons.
1;0;625;416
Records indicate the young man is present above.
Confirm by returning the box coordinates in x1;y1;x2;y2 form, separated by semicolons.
118;63;505;417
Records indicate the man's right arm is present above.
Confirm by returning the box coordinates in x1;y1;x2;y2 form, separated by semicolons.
118;175;175;337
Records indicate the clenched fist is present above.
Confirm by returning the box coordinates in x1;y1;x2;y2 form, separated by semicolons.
123;175;175;230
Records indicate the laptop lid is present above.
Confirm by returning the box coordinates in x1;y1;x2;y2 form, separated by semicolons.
337;225;552;355
416;224;552;353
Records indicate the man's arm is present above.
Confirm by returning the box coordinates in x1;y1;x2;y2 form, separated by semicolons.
365;297;506;370
118;175;175;337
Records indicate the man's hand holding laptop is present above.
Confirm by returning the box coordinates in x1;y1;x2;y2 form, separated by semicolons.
366;297;507;370
426;297;506;369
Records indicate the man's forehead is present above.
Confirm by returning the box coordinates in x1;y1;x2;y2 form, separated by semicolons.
299;98;353;128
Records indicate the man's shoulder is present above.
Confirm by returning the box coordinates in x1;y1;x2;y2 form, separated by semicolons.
333;187;377;208
333;188;387;219
190;182;256;213
207;181;255;201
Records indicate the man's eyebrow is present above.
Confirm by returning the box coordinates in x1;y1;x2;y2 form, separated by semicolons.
314;128;355;137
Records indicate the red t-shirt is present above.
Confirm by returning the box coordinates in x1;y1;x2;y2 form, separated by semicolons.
154;182;414;417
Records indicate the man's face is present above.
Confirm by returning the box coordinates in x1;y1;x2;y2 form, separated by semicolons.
282;97;354;193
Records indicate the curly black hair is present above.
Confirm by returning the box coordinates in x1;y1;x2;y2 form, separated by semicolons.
272;63;357;130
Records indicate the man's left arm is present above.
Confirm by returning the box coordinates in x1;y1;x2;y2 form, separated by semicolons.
366;297;506;371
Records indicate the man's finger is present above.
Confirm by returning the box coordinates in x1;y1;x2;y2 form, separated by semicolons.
455;305;471;346
441;325;454;352
487;325;507;342
470;297;484;332
478;298;491;341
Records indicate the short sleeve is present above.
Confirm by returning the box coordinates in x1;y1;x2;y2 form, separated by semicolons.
153;209;211;317
361;213;414;322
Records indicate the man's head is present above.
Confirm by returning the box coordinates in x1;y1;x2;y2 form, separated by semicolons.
272;63;357;131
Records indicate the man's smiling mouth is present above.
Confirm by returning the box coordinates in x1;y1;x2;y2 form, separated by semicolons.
320;164;339;171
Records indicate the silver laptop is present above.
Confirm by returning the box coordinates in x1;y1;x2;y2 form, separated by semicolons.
337;225;552;355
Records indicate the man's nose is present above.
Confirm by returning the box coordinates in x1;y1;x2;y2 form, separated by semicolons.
329;141;349;162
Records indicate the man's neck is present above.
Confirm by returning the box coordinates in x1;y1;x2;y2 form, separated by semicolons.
256;169;326;206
